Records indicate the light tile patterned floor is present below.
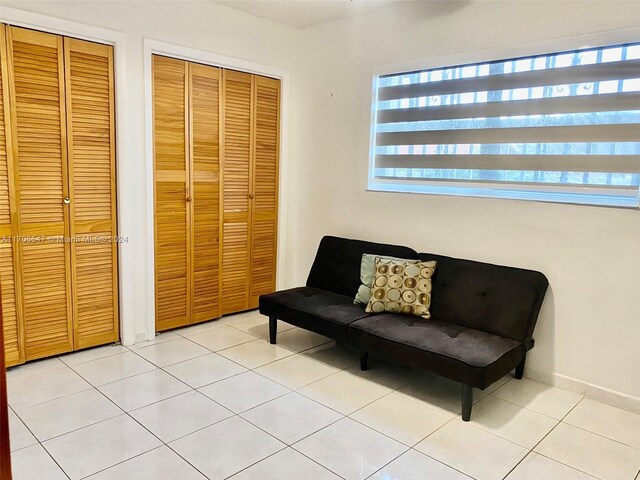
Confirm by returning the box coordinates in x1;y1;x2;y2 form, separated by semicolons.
7;310;640;480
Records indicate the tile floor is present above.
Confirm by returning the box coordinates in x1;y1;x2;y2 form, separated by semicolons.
7;310;640;480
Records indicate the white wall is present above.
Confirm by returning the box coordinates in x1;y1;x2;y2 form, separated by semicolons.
288;1;640;400
0;0;301;344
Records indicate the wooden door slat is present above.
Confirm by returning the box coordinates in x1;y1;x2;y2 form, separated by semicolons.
249;76;280;308
153;55;190;331
6;26;73;360
221;69;252;314
190;62;221;323
64;37;119;350
0;24;22;366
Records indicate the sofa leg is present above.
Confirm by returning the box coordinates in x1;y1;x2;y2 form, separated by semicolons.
269;316;277;345
515;354;526;380
461;384;473;421
360;351;369;371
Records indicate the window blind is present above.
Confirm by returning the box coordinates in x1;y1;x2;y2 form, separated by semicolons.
370;42;640;207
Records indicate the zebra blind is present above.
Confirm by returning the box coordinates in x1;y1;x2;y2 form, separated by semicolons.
370;42;640;207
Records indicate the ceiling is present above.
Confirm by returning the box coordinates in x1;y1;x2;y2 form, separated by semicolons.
213;0;402;29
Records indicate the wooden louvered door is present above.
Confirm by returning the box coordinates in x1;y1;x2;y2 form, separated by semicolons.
153;55;190;331
64;38;119;349
153;57;221;330
189;63;221;323
5;26;74;361
0;24;22;366
152;59;279;326
0;25;118;364
248;76;279;309
220;69;252;314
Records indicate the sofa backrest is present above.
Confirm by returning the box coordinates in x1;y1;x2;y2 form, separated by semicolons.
307;236;418;298
419;252;548;345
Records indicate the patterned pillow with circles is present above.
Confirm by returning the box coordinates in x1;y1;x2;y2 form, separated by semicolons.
354;254;419;305
365;257;437;319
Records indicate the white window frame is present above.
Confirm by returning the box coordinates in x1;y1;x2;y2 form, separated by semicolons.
368;26;640;209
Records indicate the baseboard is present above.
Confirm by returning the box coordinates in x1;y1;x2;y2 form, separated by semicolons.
585;383;640;416
523;367;586;394
524;367;640;415
129;330;150;346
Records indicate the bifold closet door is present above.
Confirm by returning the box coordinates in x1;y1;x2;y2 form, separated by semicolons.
248;76;279;309
5;26;74;360
0;25;118;364
153;55;190;331
64;38;119;349
221;71;280;313
0;25;22;366
190;63;221;323
153;61;277;323
153;56;221;330
221;69;252;315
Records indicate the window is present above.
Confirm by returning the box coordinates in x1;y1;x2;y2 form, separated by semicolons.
369;42;640;207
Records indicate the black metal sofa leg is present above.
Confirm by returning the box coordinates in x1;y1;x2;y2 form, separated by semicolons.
360;351;369;371
461;384;473;421
515;353;526;379
269;316;277;344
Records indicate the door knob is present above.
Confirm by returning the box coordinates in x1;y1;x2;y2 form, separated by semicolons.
63;197;71;205
248;194;255;200
186;196;192;202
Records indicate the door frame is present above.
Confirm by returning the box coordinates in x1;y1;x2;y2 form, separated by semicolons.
0;7;131;342
143;40;290;342
0;282;11;479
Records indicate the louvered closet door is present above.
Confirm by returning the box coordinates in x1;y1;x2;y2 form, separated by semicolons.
6;26;73;360
153;55;190;331
221;69;252;314
249;76;280;309
0;25;22;366
190;63;220;323
64;38;118;349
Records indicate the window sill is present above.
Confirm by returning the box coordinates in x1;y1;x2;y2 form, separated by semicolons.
367;181;640;209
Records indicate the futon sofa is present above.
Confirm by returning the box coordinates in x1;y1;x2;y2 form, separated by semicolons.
259;236;548;420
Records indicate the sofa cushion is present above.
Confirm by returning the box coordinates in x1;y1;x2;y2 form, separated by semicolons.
259;286;370;343
354;253;418;305
349;313;524;389
365;258;437;319
422;253;548;346
306;236;418;298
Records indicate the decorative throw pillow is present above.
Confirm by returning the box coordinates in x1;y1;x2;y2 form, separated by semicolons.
365;257;437;319
354;254;419;304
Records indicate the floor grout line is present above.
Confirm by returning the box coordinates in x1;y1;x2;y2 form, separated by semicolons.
163;440;222;480
42;353;173;479
41;444;72;480
9;404;72;479
129;328;347;478
211;444;290;480
499;395;596;480
159;326;414;478
286;449;348;480
530;450;608;480
76;445;170;480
